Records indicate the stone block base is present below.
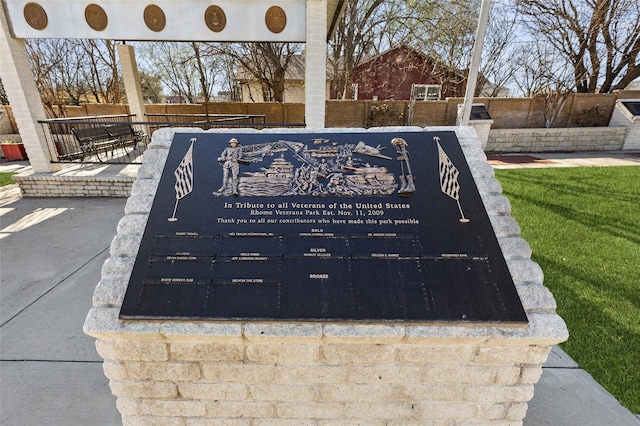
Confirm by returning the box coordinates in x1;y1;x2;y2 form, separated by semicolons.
84;315;565;425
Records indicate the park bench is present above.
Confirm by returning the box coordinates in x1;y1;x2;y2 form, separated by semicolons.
70;123;146;162
105;122;147;150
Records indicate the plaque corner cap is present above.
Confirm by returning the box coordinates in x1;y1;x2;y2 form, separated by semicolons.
526;312;569;343
487;313;569;344
83;307;123;337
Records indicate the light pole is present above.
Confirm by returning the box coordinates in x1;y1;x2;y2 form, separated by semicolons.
458;0;492;126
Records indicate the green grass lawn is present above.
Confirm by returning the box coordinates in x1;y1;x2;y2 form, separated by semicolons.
495;166;640;414
0;172;16;187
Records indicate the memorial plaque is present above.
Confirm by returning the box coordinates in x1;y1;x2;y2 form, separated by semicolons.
205;5;226;33
265;6;286;34
144;4;166;32
470;104;492;120
621;101;640;116
85;4;108;32
24;2;48;30
119;131;527;324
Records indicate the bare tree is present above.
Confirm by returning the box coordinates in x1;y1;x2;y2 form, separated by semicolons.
139;42;220;103
24;39;126;115
216;54;241;101
514;41;579;127
215;42;303;103
141;43;195;102
79;39;123;103
517;0;640;93
402;0;479;70
477;0;520;96
328;0;387;99
372;0;504;97
25;39;80;117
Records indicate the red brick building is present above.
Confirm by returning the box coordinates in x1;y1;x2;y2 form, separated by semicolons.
352;46;467;101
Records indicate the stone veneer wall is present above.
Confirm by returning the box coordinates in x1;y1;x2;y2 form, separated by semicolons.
486;127;627;153
13;174;134;197
84;126;568;425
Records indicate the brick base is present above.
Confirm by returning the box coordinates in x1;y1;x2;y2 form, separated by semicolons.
13;174;133;197
85;318;562;425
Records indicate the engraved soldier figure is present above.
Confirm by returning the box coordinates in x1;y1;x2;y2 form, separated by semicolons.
392;137;415;196
216;137;243;196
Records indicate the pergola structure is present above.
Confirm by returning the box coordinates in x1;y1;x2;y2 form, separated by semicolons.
0;0;347;172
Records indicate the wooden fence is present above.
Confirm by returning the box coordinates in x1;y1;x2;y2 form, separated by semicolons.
2;92;640;134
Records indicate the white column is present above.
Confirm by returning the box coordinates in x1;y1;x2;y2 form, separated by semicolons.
117;44;146;122
0;7;59;172
305;0;327;129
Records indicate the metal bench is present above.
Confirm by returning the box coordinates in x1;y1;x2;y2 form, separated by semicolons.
70;123;145;162
104;123;147;151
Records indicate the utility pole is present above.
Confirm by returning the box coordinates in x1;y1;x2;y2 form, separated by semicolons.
458;0;492;126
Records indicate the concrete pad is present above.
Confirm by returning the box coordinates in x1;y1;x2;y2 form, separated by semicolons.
525;368;640;425
490;151;640;169
538;155;640;167
0;197;126;324
0;160;30;173
0;184;22;206
0;249;109;361
0;361;121;426
544;345;580;368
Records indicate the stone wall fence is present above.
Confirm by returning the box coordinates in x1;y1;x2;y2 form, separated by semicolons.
486;127;628;153
2;91;640;132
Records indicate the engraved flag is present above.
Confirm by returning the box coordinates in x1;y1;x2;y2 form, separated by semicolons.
168;139;196;222
174;141;194;200
436;139;469;222
437;141;460;200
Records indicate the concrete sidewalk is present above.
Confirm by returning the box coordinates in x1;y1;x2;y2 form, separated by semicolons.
1;153;639;425
486;150;640;168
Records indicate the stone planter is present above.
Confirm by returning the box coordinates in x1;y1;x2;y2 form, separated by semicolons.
1;143;28;161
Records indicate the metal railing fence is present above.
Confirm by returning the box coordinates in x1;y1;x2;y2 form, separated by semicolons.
39;114;304;164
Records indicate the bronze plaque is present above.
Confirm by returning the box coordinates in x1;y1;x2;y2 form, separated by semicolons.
119;131;527;324
265;6;286;34
23;2;48;31
144;4;166;32
85;4;108;31
205;5;226;32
